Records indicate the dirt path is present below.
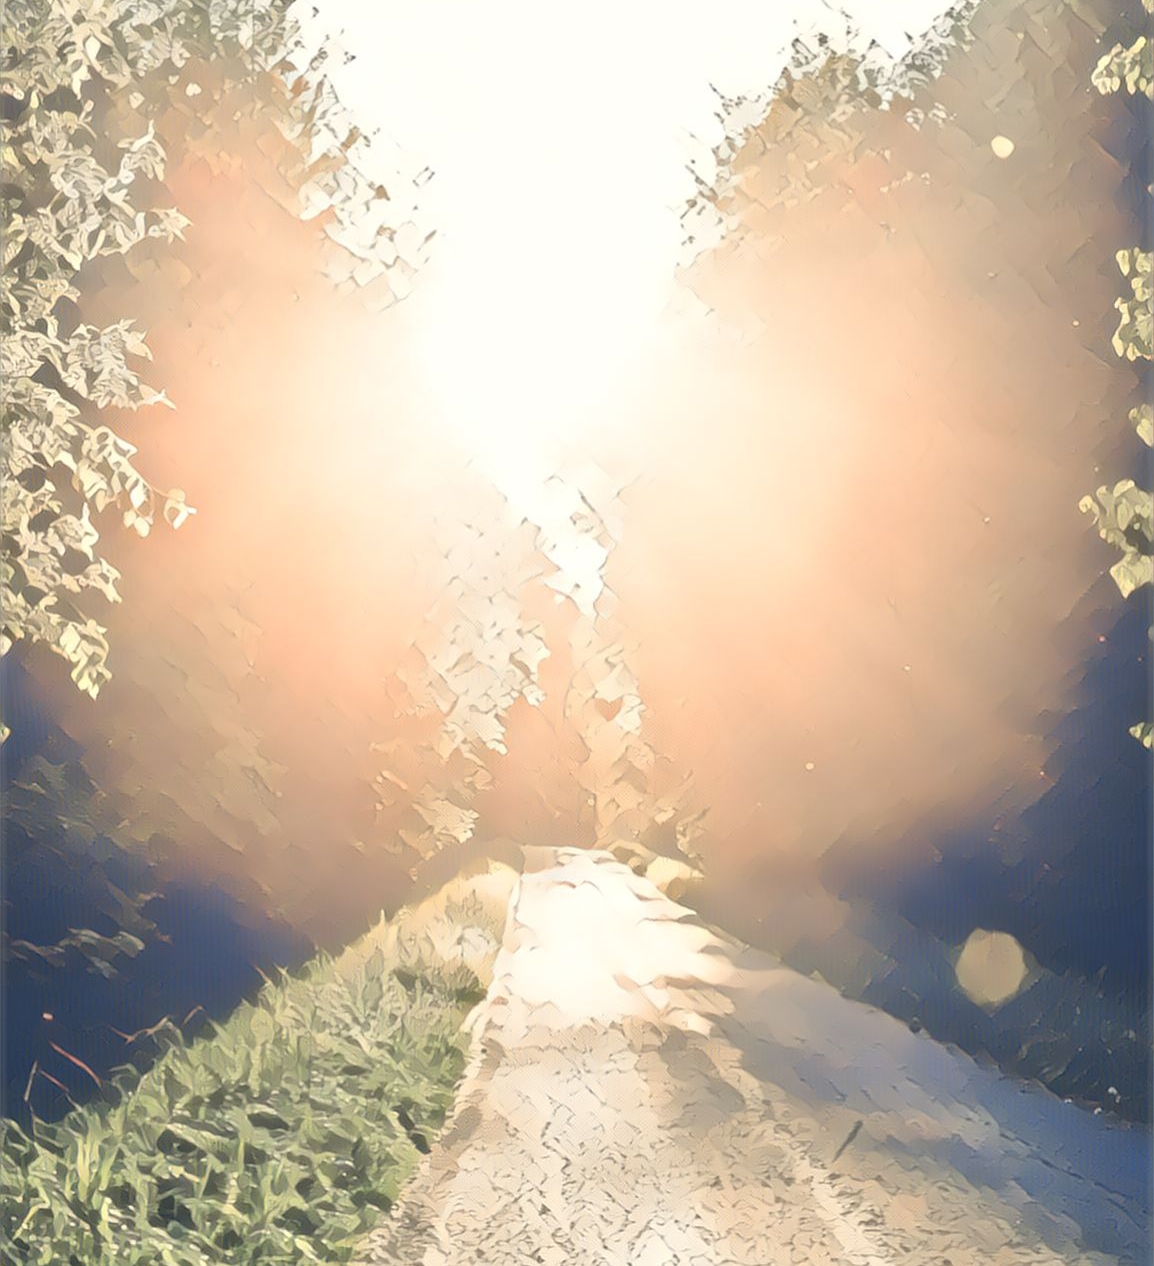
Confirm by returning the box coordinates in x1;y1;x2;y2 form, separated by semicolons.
353;850;1137;1265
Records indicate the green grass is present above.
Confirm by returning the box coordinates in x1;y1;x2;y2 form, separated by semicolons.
0;916;487;1265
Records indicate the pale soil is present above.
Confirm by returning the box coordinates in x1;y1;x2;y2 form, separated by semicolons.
352;850;1139;1265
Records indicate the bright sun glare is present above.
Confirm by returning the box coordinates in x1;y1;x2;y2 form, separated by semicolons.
402;6;694;513
292;0;959;517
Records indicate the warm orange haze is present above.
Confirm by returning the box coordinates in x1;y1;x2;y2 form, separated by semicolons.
26;1;1137;954
4;0;1151;1260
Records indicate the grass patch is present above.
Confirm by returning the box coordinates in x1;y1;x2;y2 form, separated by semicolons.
0;911;488;1264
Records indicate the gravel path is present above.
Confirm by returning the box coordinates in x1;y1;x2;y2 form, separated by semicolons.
353;849;1141;1265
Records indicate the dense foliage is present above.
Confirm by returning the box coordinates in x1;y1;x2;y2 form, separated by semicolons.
2;9;187;719
0;907;482;1264
1079;0;1154;748
0;0;425;738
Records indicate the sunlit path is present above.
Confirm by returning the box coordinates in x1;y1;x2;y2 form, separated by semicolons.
353;850;1143;1265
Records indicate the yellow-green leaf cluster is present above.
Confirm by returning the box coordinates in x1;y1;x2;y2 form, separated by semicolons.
1112;248;1153;362
1;0;207;713
1082;6;1153;749
2;0;423;733
1092;34;1154;99
1080;480;1154;599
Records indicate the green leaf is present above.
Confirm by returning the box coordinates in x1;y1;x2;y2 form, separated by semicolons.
1110;551;1153;599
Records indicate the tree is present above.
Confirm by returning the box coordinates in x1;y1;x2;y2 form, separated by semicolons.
1;0;423;740
1079;0;1153;749
2;3;191;725
1;0;431;989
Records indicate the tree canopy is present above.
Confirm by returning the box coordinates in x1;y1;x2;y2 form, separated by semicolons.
1;0;421;737
1079;0;1153;748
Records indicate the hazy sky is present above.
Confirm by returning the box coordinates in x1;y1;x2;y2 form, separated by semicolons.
27;0;1142;968
289;0;964;512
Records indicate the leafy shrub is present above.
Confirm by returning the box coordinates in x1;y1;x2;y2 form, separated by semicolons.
1;0;430;735
1081;0;1153;748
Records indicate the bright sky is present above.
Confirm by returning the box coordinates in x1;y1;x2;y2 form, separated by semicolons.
291;0;961;513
